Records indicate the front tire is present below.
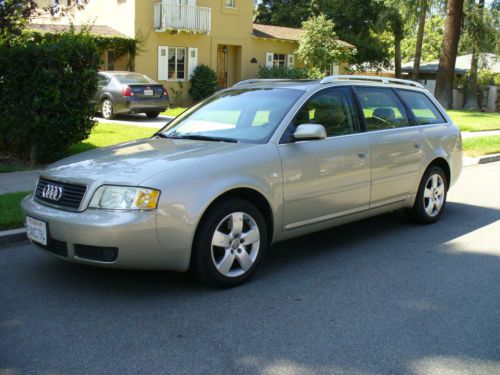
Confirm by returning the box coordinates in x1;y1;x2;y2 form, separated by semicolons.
191;198;267;288
101;99;114;120
410;166;448;224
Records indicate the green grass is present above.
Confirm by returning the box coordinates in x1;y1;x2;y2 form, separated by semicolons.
162;107;187;117
448;110;500;132
463;135;500;157
0;165;28;173
69;123;157;155
0;191;31;230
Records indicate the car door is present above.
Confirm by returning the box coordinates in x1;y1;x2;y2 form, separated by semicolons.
278;87;371;230
353;86;425;207
93;73;110;104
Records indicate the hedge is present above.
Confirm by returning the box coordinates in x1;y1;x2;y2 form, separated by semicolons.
189;64;218;102
0;32;101;164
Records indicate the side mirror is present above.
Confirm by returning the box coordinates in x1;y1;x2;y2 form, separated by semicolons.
293;124;327;141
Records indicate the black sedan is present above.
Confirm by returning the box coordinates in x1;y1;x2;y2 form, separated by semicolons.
94;71;169;119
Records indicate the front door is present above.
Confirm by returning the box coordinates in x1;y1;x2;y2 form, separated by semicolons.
279;87;371;230
217;45;228;89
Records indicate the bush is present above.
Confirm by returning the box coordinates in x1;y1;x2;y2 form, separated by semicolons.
189;64;218;102
257;65;322;79
0;32;100;164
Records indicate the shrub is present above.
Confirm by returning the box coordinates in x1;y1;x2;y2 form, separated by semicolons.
189;64;218;102
0;32;100;164
257;65;322;79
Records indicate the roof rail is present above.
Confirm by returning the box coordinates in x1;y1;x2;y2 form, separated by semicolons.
233;78;315;87
320;75;425;89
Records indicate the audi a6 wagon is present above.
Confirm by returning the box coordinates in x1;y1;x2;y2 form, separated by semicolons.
22;75;462;287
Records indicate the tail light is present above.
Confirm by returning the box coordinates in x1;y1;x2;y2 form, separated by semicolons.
162;88;168;98
122;86;133;97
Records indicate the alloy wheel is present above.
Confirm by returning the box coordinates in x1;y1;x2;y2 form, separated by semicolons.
423;173;445;217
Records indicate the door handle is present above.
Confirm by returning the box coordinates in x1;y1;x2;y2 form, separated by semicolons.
357;151;368;159
413;142;421;150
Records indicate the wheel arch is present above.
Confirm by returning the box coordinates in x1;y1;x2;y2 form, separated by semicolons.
427;157;451;190
194;187;275;246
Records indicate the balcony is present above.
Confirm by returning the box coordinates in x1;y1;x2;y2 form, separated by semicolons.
154;2;211;34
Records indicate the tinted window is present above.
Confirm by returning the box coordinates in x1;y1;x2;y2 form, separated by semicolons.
397;89;446;125
291;87;358;137
97;74;109;87
354;87;409;130
114;73;156;84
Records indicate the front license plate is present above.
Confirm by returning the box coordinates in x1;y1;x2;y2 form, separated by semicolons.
26;216;47;246
144;89;154;96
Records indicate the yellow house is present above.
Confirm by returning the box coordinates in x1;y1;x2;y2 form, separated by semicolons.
30;0;354;104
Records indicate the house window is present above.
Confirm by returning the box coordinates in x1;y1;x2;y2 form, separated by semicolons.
273;54;286;67
107;51;116;71
168;47;186;80
225;0;236;8
324;63;340;76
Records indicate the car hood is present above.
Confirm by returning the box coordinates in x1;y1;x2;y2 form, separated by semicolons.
43;137;260;186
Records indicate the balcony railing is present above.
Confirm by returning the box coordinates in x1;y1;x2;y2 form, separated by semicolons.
154;2;211;34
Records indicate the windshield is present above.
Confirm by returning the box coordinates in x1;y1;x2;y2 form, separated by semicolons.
114;73;156;85
159;88;304;143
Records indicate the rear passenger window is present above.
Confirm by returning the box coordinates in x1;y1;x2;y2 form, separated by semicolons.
397;89;446;125
354;87;409;130
291;87;358;137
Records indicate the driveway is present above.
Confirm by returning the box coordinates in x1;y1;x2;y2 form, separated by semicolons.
94;114;174;129
1;162;499;375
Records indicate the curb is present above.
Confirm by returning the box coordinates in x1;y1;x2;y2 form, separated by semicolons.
463;153;500;167
0;228;27;248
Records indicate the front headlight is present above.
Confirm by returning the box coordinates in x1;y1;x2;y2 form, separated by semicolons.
89;186;160;210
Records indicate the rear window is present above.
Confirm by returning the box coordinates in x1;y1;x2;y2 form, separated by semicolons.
114;73;156;85
397;89;446;125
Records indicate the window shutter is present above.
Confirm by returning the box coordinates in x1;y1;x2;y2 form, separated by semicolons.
332;63;340;75
188;47;198;79
287;54;295;68
158;46;169;81
265;52;273;68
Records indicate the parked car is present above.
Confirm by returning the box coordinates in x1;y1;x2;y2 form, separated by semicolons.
22;75;462;287
94;71;169;119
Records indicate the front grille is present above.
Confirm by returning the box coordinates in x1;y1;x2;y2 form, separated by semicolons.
74;244;119;262
35;177;87;210
35;239;68;257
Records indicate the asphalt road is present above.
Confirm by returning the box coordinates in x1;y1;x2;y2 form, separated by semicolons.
1;163;499;375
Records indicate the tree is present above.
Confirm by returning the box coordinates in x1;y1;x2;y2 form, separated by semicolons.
296;14;354;72
413;0;429;80
434;0;465;109
255;0;389;66
401;14;444;63
376;2;405;78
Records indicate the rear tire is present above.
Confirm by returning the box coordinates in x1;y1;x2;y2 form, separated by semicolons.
191;198;267;288
101;99;114;120
145;112;160;119
409;166;448;224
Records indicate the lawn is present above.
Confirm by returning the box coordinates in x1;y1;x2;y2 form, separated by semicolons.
0;164;28;173
163;106;187;117
448;110;500;132
463;135;500;157
69;123;157;155
0;191;31;230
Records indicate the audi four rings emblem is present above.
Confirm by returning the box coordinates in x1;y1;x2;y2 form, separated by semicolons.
42;184;63;201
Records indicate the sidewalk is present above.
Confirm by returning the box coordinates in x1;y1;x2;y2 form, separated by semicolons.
0;170;40;194
461;130;500;139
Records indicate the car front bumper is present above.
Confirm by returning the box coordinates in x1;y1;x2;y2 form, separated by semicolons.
21;195;191;271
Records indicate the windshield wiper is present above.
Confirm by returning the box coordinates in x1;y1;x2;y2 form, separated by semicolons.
158;134;238;143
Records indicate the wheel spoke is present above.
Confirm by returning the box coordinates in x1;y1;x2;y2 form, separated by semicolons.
425;200;435;216
212;230;231;248
437;184;445;196
431;174;438;189
216;251;235;275
424;188;433;199
242;228;259;245
231;213;244;236
236;249;253;271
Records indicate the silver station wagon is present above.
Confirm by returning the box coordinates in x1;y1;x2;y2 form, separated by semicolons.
22;75;462;287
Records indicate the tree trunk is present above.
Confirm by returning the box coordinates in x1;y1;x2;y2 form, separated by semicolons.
463;0;485;110
395;34;402;78
413;0;428;81
434;0;465;109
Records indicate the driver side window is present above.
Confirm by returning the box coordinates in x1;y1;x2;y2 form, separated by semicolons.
291;87;359;138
